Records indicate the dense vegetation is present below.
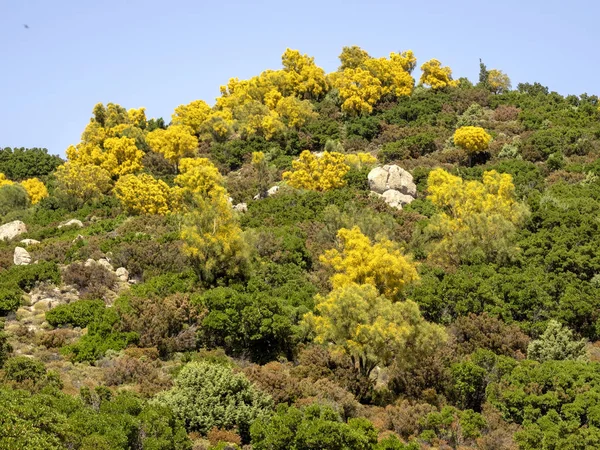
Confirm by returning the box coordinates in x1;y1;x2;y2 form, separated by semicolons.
1;47;600;449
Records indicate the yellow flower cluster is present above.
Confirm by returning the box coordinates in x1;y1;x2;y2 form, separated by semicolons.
114;173;174;216
175;157;223;197
0;173;13;188
146;125;198;165
55;162;112;204
419;59;459;90
282;150;350;191
344;152;377;170
20;178;49;204
320;226;419;300
453;126;492;153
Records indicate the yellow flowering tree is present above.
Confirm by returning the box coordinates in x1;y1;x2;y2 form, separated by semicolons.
329;68;382;115
171;100;212;135
419;59;459;90
174;157;223;197
114;173;174;216
425;168;528;266
20;178;49;204
146;124;198;166
281;48;329;99
181;189;250;285
302;283;446;377
320;226;419;300
338;46;372;70
55;162;112;205
453;126;492;154
101;136;144;176
283;151;350;191
487;69;511;94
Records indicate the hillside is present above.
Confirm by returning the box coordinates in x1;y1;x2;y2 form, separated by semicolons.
1;47;600;449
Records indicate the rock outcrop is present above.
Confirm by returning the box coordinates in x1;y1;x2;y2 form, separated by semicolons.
0;220;27;241
233;203;248;213
115;267;129;282
368;165;417;210
13;247;32;265
20;238;40;246
58;219;84;229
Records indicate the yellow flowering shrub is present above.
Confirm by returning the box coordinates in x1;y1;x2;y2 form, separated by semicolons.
114;173;174;216
281;48;329;99
283;150;350;191
20;178;49;204
487;69;511;94
320;226;419;300
329;68;382;115
453;126;492;153
426;168;528;266
55;162;112;204
344;152;377;170
419;59;459;90
127;107;147;128
172;100;212;134
0;173;14;188
175;157;223;197
101;136;144;176
146;124;198;165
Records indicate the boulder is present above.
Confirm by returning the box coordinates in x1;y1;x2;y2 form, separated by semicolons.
367;165;417;197
13;247;32;266
97;258;114;272
0;220;27;241
115;267;129;282
84;258;95;268
20;239;40;246
267;185;280;196
233;203;248;213
381;189;415;210
58;219;83;229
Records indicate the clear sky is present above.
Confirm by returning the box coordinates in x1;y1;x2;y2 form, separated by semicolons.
1;0;598;157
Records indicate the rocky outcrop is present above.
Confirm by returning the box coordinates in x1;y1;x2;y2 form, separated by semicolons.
0;220;27;241
233;203;248;213
368;165;417;210
20;238;40;246
253;185;280;200
13;247;32;265
58;219;83;229
115;267;129;282
368;165;417;196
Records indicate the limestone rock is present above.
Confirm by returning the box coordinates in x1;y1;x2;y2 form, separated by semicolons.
267;185;280;196
58;219;83;229
0;220;27;241
20;238;40;246
13;247;31;266
97;258;114;271
84;258;95;267
115;267;129;282
233;203;248;213
381;189;415;210
367;165;416;197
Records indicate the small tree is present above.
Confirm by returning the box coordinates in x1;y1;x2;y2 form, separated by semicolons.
283;150;350;191
527;320;588;362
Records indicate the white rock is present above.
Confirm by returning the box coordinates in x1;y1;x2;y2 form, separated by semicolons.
97;258;114;271
84;258;95;267
381;189;415;210
367;165;417;197
267;186;280;196
58;219;83;229
0;220;27;241
73;234;85;243
20;239;40;246
13;247;32;266
233;203;248;213
115;267;129;282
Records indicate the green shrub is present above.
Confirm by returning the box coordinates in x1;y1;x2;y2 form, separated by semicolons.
0;147;63;180
3;356;46;383
0;284;22;314
0;320;12;368
0;184;29;216
46;299;105;328
154;361;272;443
3;261;61;292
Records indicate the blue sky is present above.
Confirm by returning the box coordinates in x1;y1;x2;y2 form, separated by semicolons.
1;0;598;157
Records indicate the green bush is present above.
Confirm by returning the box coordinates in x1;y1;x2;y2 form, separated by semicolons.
154;361;272;443
3;356;46;383
45;299;105;328
0;320;12;368
0;184;29;216
3;261;61;292
0;147;63;180
0;284;22;314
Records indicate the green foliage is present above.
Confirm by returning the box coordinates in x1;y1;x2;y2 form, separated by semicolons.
488;360;600;449
0;284;22;315
0;147;63;180
0;320;11;368
0;184;29;216
154;361;272;443
3;356;46;383
45;299;105;328
419;406;486;447
251;403;378;450
527;319;588;362
3;261;61;292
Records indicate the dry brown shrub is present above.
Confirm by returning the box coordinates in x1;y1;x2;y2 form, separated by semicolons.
207;428;242;446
